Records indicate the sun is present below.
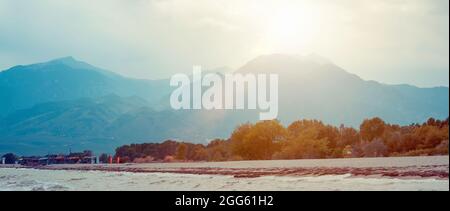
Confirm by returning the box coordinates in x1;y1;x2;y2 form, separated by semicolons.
264;8;318;52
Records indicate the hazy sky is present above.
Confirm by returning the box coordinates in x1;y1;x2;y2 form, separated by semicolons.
0;0;448;87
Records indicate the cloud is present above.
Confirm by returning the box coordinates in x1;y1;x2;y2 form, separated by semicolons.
0;0;448;87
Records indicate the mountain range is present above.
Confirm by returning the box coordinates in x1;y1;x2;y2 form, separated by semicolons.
0;55;448;155
0;57;172;115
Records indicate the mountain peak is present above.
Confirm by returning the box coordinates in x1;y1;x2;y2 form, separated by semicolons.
51;56;77;63
250;53;332;63
237;53;335;75
0;56;124;81
47;56;87;68
45;57;124;79
10;56;87;71
242;53;333;69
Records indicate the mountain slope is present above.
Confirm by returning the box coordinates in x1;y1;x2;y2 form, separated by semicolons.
237;54;449;126
0;55;448;155
0;57;171;116
0;95;227;155
0;95;150;154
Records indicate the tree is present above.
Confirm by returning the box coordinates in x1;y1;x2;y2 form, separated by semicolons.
176;143;188;161
427;118;437;126
190;145;208;161
230;123;253;158
278;121;332;159
110;117;448;162
434;140;449;155
384;130;402;154
360;117;386;142
207;139;230;161
362;138;388;157
99;153;109;163
288;120;324;137
231;120;286;160
1;153;17;164
338;126;360;147
280;137;330;159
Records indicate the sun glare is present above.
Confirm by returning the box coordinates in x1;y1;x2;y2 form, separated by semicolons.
264;7;318;53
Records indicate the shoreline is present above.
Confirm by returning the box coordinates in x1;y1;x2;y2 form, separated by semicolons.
1;156;448;180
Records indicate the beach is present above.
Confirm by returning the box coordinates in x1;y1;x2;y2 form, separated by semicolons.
1;156;448;191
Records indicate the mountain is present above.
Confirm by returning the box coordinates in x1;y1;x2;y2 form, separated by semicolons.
236;54;449;126
0;95;142;154
0;55;448;155
0;95;229;155
0;57;171;116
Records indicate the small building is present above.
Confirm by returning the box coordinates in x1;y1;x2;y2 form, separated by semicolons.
18;152;99;166
18;157;45;166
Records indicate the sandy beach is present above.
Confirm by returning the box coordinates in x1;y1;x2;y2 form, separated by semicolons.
2;156;449;179
0;156;448;191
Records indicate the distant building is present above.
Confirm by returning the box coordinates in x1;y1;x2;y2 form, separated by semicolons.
18;151;98;166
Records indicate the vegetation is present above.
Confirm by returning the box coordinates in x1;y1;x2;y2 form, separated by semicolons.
99;153;110;164
115;117;449;163
1;153;18;164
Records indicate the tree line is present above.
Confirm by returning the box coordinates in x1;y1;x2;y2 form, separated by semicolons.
114;117;449;163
